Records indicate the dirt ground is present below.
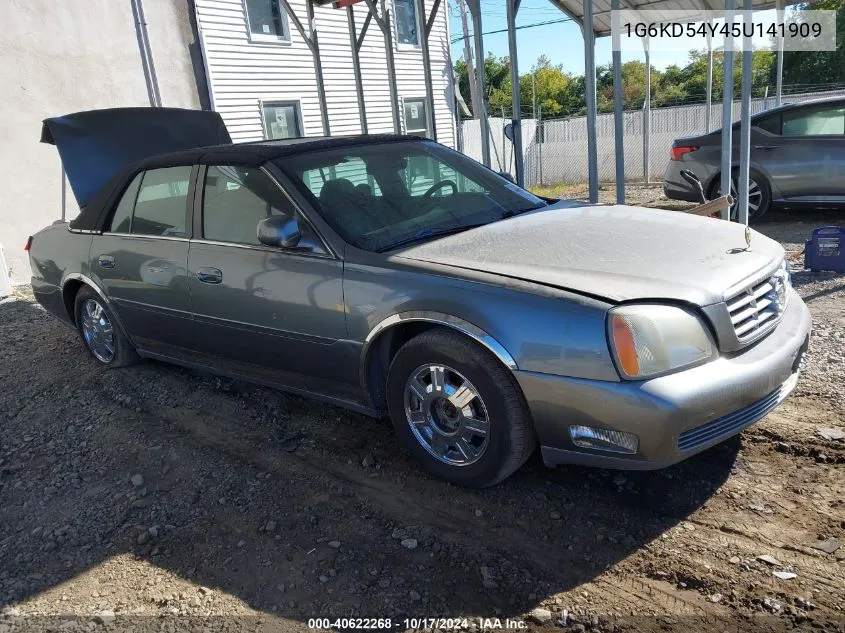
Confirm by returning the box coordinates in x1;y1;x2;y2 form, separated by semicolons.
1;185;844;633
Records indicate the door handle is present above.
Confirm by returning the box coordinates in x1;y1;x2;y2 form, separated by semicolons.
97;255;115;269
196;267;223;284
754;145;779;151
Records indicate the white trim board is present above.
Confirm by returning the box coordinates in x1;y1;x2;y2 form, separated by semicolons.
0;243;12;298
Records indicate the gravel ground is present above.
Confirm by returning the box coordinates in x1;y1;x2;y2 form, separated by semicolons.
1;191;844;633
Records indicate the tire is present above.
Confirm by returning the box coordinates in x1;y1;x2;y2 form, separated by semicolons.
709;169;771;223
385;328;536;488
74;286;138;368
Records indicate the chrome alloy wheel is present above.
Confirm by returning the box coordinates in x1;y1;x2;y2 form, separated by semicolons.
80;298;115;363
404;364;490;466
718;176;763;220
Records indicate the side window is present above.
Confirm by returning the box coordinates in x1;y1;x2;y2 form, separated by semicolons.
203;165;324;252
782;105;845;136
109;173;143;233
262;102;302;140
755;113;782;135
131;167;192;237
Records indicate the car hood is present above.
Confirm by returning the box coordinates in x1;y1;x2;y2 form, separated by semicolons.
395;203;784;305
41;107;231;208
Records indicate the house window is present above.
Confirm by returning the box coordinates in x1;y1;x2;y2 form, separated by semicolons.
394;0;419;46
404;98;429;137
243;0;290;42
262;102;302;140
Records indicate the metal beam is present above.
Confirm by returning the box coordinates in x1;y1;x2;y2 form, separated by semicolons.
737;0;753;226
466;0;490;167
776;0;784;106
278;0;331;135
720;0;735;221
417;0;438;140
643;36;651;183
611;0;624;204
583;0;599;202
363;0;402;133
347;7;367;134
507;0;525;186
705;28;713;131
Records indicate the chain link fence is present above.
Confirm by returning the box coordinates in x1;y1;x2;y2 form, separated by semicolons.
459;88;845;193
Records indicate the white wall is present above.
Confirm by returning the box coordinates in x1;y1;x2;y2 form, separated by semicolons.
0;0;204;284
195;0;455;146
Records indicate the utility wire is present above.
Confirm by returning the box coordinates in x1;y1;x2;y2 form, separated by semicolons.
450;16;572;43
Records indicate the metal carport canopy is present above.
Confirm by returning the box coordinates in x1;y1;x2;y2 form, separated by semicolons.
496;0;802;226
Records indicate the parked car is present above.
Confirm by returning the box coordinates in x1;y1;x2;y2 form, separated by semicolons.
664;97;845;221
30;108;811;487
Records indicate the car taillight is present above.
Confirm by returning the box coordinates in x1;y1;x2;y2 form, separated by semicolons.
24;236;33;251
670;145;698;161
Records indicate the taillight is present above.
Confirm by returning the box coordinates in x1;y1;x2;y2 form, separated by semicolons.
24;236;33;251
670;145;698;161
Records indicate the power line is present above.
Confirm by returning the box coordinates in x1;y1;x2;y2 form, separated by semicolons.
450;16;573;44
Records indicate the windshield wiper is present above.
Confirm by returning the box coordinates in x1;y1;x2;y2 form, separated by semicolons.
378;223;488;253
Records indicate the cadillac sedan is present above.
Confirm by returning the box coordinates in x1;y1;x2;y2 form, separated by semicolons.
29;108;811;488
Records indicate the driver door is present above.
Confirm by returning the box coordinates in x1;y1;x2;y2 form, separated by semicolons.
186;164;351;383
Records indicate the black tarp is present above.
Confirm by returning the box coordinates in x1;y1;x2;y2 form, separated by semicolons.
41;107;231;209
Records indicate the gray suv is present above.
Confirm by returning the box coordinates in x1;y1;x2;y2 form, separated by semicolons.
664;97;845;221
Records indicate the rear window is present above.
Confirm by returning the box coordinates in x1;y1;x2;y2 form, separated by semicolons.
130;167;192;237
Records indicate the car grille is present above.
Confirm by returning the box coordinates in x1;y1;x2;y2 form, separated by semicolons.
677;385;784;452
726;273;781;342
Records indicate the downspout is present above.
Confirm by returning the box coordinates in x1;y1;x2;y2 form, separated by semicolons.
131;0;162;107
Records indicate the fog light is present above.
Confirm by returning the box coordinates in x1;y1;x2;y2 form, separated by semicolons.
569;425;639;454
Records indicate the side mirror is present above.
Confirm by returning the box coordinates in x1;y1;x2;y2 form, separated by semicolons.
498;171;515;183
257;215;301;248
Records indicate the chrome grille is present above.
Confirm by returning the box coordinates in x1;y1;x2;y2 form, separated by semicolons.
726;274;782;342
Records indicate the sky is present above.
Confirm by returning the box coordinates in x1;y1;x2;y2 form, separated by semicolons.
447;0;781;75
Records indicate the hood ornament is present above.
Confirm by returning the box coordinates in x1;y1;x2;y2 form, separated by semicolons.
744;225;752;249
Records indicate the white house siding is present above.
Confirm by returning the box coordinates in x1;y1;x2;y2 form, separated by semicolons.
195;0;455;147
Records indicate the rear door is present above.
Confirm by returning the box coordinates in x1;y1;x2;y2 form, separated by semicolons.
186;164;352;384
752;103;845;201
90;165;195;354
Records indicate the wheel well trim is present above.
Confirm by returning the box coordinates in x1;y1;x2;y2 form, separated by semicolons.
359;311;519;393
60;273;132;342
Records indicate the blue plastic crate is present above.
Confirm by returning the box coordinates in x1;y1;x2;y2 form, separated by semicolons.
804;226;845;273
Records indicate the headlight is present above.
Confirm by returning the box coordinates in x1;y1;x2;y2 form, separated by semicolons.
607;305;717;379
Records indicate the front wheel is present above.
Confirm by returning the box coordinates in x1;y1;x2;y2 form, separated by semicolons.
710;170;771;222
386;329;536;487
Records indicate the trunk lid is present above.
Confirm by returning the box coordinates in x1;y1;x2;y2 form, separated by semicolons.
41;107;231;208
395;203;783;306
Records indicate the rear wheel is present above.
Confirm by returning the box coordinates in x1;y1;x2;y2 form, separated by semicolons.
74;286;137;367
710;170;771;222
386;329;536;488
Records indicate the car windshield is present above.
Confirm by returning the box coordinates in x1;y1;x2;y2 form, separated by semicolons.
275;140;547;252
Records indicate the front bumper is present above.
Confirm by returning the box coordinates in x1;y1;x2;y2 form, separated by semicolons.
516;289;811;470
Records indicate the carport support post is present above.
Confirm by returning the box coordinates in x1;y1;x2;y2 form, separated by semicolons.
417;0;439;141
363;0;402;133
776;0;784;106
719;0;735;221
705;29;713;131
642;36;651;184
466;0;491;167
347;6;368;134
611;0;624;204
507;0;525;186
277;0;331;135
583;0;599;203
737;0;754;227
